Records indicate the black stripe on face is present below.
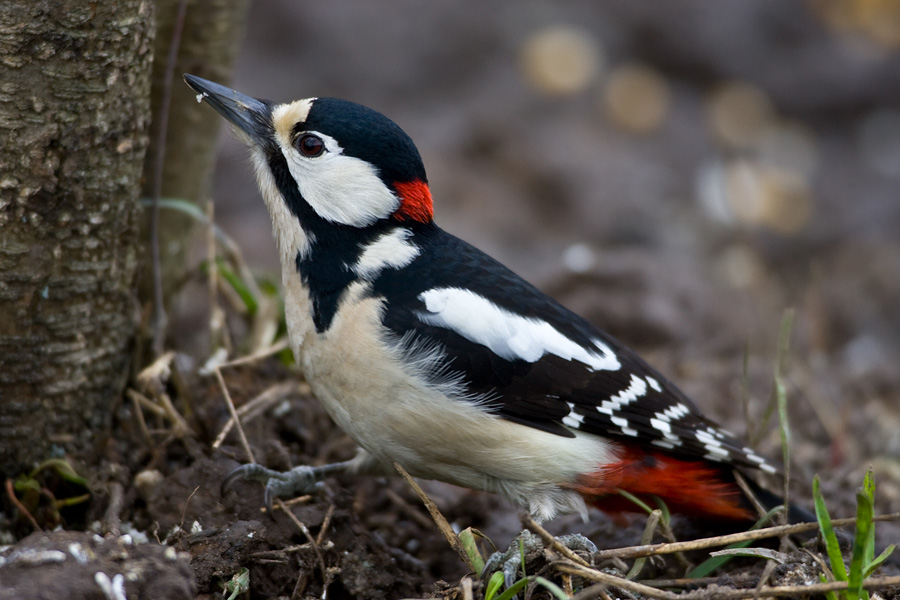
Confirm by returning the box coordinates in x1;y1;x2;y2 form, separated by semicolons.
302;98;428;191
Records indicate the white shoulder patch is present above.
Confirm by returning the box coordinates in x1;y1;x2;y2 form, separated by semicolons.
353;228;420;280
417;287;620;371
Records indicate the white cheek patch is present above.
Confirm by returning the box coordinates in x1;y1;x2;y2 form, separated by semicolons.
275;128;400;227
416;287;620;371
353;228;420;280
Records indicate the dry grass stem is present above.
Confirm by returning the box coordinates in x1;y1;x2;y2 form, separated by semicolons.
257;495;315;515
384;488;438;530
570;583;613;600
558;561;900;600
104;481;124;537
5;479;40;532
460;576;474;600
733;470;771;521
136;351;175;392
211;381;304;449
218;339;291;369
251;544;313;560
276;498;328;583
316;504;335;546
214;367;255;463
128;390;154;447
522;514;592;568
636;574;758;588
593;512;900;560
133;351;191;436
127;389;167;418
394;462;476;572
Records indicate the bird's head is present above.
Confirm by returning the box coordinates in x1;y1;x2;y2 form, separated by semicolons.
184;75;434;252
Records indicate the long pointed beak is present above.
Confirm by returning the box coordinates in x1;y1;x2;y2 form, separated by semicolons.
184;74;272;146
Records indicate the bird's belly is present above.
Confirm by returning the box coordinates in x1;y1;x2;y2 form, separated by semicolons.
295;285;616;496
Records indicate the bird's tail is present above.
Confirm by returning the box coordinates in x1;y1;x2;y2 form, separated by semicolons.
736;470;816;525
572;446;813;525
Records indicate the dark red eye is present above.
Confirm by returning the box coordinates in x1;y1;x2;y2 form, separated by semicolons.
297;133;325;157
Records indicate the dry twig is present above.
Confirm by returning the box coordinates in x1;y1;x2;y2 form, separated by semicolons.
214;367;255;463
104;482;124;537
394;462;476;572
521;514;592;568
5;479;40;532
593;513;900;560
211;381;305;449
384;488;438;530
277;498;326;577
558;561;900;600
218;339;290;369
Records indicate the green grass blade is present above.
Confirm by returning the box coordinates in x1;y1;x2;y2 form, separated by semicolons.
519;536;526;578
216;258;259;316
616;488;654;515
652;496;671;525
774;309;794;522
494;576;530;600
862;470;876;568
531;576;568;600
33;458;88;486
493;575;569;600
864;544;896;579
627;510;662;580
849;484;875;599
459;528;485;576
485;571;504;600
820;574;841;600
813;475;848;582
687;539;754;579
686;507;782;579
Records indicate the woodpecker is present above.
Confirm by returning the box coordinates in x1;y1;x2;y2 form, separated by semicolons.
185;74;787;525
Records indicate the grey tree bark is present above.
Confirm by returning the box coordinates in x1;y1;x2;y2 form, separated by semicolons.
0;2;154;476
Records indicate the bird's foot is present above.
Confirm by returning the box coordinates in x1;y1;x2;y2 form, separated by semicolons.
221;463;326;512
482;530;597;590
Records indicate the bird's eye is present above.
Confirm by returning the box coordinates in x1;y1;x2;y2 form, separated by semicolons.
296;133;325;157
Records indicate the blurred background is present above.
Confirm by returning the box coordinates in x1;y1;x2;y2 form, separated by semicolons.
199;1;900;519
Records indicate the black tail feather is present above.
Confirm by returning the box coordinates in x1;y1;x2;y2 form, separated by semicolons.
737;470;816;525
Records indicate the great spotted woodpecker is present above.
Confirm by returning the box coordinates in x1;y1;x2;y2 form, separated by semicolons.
185;74;787;525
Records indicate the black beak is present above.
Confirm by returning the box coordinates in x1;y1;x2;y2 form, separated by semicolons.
184;74;272;146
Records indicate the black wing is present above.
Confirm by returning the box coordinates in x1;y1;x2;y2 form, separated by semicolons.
371;225;776;474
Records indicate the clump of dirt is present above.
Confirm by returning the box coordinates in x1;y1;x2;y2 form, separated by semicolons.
0;530;196;600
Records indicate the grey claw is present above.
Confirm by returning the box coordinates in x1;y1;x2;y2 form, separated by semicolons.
502;552;522;590
483;530;539;589
221;463;280;496
555;533;598;556
483;530;597;593
222;463;325;513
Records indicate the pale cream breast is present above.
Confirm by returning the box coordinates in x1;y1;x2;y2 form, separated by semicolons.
294;282;616;519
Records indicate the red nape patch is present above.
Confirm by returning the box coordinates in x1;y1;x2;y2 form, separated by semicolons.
570;445;752;521
392;179;434;223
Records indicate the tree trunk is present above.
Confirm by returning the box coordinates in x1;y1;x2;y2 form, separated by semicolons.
139;0;250;342
0;1;154;476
